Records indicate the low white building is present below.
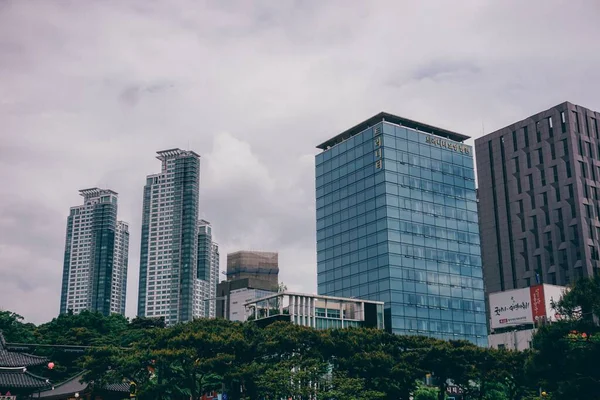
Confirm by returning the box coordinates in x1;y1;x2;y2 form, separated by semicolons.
216;278;278;321
245;292;385;330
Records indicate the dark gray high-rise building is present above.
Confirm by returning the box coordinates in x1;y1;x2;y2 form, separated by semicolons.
60;188;129;316
476;102;600;296
137;149;201;325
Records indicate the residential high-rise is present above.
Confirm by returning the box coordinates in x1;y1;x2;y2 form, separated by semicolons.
476;102;600;296
112;221;130;315
137;149;200;325
59;188;129;316
316;112;487;345
195;220;220;318
226;251;279;285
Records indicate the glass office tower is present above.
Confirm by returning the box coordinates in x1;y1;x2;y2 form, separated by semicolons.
316;113;487;346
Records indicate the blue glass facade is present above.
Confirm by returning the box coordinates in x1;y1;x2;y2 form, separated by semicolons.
316;117;488;346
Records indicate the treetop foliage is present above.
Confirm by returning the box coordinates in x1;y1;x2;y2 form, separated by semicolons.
1;277;599;399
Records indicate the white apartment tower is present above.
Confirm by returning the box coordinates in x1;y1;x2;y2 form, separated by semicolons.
59;188;129;316
137;149;201;325
196;220;220;318
112;221;130;315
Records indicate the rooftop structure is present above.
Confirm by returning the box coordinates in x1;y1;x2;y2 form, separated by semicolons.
226;251;279;285
245;292;385;330
316;112;470;150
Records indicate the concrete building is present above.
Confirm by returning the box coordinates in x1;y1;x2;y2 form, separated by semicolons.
137;149;201;325
316;112;487;346
59;188;129;316
476;102;600;296
245;292;385;330
216;278;278;321
226;250;279;285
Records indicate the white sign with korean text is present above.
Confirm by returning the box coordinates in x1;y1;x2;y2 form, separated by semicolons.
489;287;532;329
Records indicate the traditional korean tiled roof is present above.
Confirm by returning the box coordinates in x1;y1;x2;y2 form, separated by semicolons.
38;372;130;399
0;332;48;368
37;372;88;399
0;350;48;368
0;367;51;389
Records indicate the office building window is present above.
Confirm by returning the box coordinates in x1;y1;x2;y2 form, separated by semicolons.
573;111;581;133
552;166;558;183
541;170;546;186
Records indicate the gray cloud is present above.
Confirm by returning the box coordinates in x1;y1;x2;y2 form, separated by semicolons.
1;0;599;323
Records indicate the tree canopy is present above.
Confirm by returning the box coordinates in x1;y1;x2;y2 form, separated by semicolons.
2;276;600;399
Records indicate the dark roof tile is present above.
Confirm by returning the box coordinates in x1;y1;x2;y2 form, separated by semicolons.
0;350;48;368
0;368;52;389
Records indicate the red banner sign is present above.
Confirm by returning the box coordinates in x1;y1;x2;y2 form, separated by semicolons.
529;285;546;320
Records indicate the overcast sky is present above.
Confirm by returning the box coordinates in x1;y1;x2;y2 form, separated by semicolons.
1;1;599;324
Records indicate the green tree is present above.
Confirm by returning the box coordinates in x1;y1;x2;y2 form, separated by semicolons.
413;381;442;400
527;277;600;400
84;318;243;400
33;310;130;382
527;320;600;400
0;310;36;342
555;275;600;322
422;340;477;400
325;328;433;399
320;371;386;400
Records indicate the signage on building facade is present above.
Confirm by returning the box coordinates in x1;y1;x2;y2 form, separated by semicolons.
425;136;470;154
489;287;533;329
446;385;463;394
530;285;545;321
374;126;383;169
489;285;568;330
